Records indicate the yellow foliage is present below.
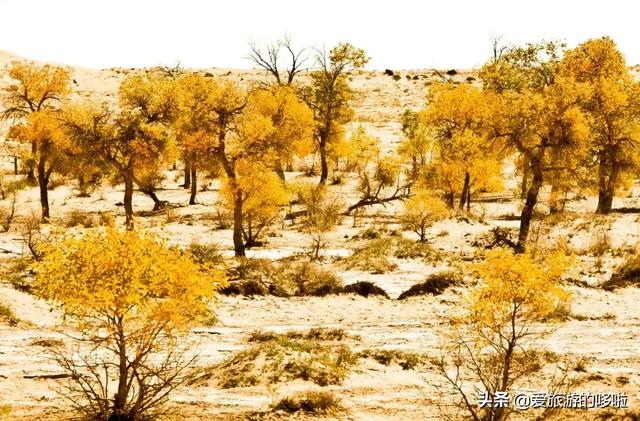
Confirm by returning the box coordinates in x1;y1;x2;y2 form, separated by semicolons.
470;248;571;329
221;161;287;244
402;190;449;241
34;227;224;331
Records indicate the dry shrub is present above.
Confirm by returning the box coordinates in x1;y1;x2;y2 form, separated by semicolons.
63;210;98;228
397;271;461;299
221;259;342;297
201;330;358;388
344;237;398;273
187;243;225;266
358;348;426;370
341;281;389;298
271;390;343;415
0;302;18;326
602;253;640;290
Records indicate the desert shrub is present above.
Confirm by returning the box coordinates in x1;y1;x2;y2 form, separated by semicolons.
207;331;358;388
219;279;270;296
33;228;224;420
271;390;343;415
188;242;225;266
285;263;343;296
344;237;398;273
435;248;571;421
29;338;64;347
359;349;426;370
397;271;461;299
401;190;449;242
3;257;36;292
63;210;97;228
297;184;343;260
0;302;18;326
393;237;443;261
392;74;401;81
249;328;350;343
341;281;389;298
222;259;342;297
602;253;640;290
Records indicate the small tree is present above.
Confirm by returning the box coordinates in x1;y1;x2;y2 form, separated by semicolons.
9;109;70;220
303;43;368;185
34;228;224;420
435;248;570;421
1;61;71;182
221;161;288;247
401;190;449;242
299;184;343;260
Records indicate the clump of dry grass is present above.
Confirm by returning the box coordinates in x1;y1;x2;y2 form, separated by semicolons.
271;390;343;415
358;349;427;370
341;281;389;298
602;252;640;290
195;329;358;388
0;302;18;326
221;259;343;297
397;271;461;299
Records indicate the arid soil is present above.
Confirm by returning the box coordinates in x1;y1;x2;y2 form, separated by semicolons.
1;51;640;420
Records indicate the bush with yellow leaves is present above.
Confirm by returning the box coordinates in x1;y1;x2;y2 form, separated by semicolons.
401;189;449;242
34;228;225;420
434;248;571;421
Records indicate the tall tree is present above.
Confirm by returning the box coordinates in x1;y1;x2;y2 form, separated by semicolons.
1;61;71;182
64;73;177;228
560;37;640;214
422;83;502;210
481;41;590;251
303;43;368;185
9;109;70;220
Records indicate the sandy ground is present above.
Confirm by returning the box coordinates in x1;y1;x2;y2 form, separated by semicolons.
1;51;640;420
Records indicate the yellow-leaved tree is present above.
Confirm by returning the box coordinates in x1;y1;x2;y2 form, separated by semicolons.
422;83;503;210
435;248;571;421
8;109;70;220
401;189;449;242
481;41;590;251
303;43;368;185
1;61;71;182
34;228;224;420
208;82;313;256
560;37;640;214
221;160;288;247
63;72;178;228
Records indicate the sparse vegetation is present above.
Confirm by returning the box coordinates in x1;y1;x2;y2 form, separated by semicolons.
203;329;358;388
271;390;343;415
397;271;461;299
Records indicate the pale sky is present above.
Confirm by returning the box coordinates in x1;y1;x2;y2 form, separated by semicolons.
0;0;638;70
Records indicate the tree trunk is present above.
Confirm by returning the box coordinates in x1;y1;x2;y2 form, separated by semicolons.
37;159;50;221
13;157;18;175
124;175;134;230
517;166;543;252
596;155;619;215
183;160;191;189
274;161;286;182
520;160;530;200
141;188;164;211
189;167;197;205
114;319;128;417
549;183;559;214
458;172;470;210
26;142;36;183
319;147;329;185
232;192;245;257
466;189;471;212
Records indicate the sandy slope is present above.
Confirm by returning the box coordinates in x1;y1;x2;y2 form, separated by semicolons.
0;52;639;420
